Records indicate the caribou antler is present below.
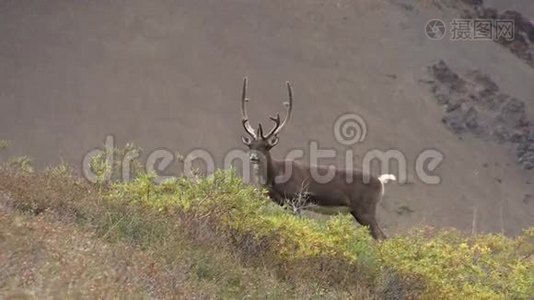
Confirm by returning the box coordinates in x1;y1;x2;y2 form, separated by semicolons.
240;78;293;140
257;123;265;139
263;113;281;139
241;77;256;139
264;81;293;139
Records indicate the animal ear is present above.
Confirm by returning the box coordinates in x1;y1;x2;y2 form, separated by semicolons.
267;136;279;147
241;135;252;145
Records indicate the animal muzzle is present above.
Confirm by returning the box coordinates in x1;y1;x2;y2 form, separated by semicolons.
249;153;260;164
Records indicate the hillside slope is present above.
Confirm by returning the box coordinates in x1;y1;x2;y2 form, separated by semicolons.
1;0;534;235
1;166;532;298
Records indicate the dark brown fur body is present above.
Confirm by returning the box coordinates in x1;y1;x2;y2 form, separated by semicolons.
259;155;387;240
239;77;390;240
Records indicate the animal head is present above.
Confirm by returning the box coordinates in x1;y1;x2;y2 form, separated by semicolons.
240;77;293;164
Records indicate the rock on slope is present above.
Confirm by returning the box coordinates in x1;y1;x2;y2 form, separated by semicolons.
428;60;534;169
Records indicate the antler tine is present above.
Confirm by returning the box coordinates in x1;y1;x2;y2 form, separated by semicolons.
257;123;265;140
268;81;293;138
264;113;281;138
241;77;257;138
269;113;281;122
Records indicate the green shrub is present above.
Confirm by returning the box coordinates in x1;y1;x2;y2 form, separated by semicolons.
0;139;9;152
106;168;534;298
7;156;34;173
2;158;532;298
108;169;379;289
88;143;143;184
379;228;534;299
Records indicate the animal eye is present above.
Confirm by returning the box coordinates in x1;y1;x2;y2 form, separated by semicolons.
241;136;252;145
268;136;279;146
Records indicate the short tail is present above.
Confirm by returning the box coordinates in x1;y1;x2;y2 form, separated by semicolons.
378;174;396;197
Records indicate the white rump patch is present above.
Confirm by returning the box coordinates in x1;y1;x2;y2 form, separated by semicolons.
378;174;396;197
378;174;396;184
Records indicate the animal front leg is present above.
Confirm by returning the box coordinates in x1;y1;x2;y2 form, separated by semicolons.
267;188;286;206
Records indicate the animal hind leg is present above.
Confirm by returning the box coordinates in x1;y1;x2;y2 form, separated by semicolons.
350;210;387;241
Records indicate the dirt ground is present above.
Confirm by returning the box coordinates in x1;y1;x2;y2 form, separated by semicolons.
1;0;533;236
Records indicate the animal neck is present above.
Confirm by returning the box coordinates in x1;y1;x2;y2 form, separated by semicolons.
258;151;277;186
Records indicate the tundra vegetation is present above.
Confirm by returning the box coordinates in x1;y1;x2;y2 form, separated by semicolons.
0;142;533;299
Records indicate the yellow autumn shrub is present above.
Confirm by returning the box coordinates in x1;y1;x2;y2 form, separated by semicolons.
106;169;534;298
